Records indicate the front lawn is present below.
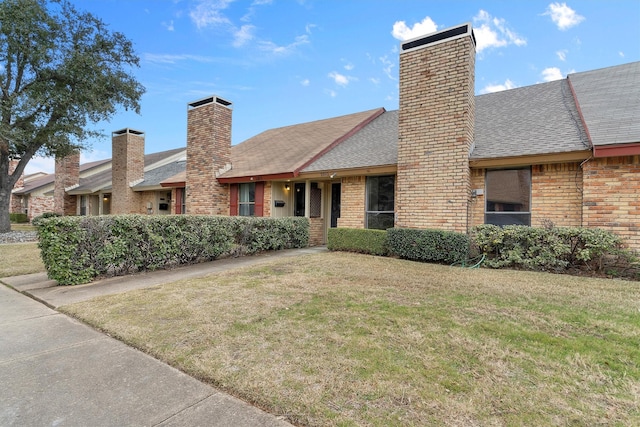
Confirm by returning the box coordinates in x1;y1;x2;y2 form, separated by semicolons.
61;252;639;426
0;242;45;277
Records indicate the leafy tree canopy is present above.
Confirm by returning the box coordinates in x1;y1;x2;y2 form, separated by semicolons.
0;0;144;232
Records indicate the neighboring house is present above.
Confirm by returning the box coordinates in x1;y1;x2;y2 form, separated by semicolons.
11;22;640;251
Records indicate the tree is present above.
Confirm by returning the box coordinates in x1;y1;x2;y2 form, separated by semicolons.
0;0;144;232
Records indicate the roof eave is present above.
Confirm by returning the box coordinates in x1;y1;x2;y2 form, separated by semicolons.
469;150;592;168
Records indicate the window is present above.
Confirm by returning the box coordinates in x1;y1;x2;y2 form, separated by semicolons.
80;195;87;216
485;168;531;226
238;182;255;216
366;175;395;230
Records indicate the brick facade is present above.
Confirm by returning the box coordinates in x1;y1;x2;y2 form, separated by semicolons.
309;217;325;246
397;25;475;232
54;152;80;216
111;129;145;214
9;160;24;214
337;176;365;228
532;163;583;227
469;169;485;227
583;156;640;250
186;96;232;216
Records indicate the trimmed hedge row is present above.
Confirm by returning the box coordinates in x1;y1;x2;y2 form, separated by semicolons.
471;224;627;273
9;213;28;223
387;227;469;264
37;215;309;285
328;227;469;265
328;225;636;278
327;228;388;256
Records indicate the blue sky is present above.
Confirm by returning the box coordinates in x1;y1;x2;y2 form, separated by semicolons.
27;0;640;174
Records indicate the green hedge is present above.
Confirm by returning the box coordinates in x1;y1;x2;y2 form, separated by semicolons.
9;213;28;223
37;215;309;285
387;227;469;264
471;224;625;273
327;228;389;256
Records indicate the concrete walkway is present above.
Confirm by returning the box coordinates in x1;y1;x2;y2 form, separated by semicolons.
0;247;327;426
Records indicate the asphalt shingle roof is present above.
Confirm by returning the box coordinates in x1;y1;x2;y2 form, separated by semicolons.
219;108;384;179
471;79;590;160
303;110;398;172
568;61;640;147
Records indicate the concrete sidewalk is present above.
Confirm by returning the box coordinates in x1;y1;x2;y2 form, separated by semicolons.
0;247;326;426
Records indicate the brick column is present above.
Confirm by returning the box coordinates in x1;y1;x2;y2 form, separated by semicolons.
396;23;476;232
111;129;145;214
54;152;80;215
186;96;232;215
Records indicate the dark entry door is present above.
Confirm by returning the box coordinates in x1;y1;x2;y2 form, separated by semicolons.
331;183;341;228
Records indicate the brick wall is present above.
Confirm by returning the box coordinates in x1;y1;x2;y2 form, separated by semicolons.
583;156;640;251
397;25;475;232
337;176;365;228
186;96;232;215
9;160;25;214
28;195;54;220
263;181;272;218
111;129;145;214
54;152;80;216
309;217;325;246
532;163;582;227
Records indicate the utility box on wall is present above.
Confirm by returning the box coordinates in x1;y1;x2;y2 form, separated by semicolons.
274;200;285;207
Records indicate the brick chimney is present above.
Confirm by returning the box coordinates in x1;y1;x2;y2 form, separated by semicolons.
396;23;476;233
54;152;80;215
9;159;25;214
111;128;145;214
185;96;232;215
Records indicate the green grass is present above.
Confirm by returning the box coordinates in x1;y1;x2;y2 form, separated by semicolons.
0;242;45;277
61;252;640;426
10;224;36;232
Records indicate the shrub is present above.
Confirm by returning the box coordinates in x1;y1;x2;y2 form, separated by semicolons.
9;213;28;223
472;224;627;274
387;227;469;265
32;212;61;226
37;215;309;285
327;228;389;256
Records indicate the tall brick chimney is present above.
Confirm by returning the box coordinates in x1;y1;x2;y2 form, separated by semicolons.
396;23;476;232
9;159;25;214
185;96;232;215
54;152;80;215
111;128;145;214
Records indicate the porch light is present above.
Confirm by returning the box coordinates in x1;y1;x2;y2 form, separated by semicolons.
284;183;290;191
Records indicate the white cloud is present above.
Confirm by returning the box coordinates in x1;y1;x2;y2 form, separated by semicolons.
391;16;438;41
324;89;337;98
473;10;526;53
541;67;563;81
257;34;309;55
619;51;625;58
300;78;310;86
328;71;351;87
232;24;255;47
544;3;585;30
369;77;380;85
305;23;317;34
343;62;354;71
189;0;234;29
556;49;567;61
24;156;55;175
379;55;396;81
480;79;516;94
143;53;216;64
162;20;175;32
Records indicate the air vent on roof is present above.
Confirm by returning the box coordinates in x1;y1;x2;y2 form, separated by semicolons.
112;128;144;136
188;96;233;109
401;23;475;53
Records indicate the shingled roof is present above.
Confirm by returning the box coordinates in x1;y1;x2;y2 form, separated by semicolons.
303;110;398;172
217;108;384;181
568;61;640;150
471;78;590;161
